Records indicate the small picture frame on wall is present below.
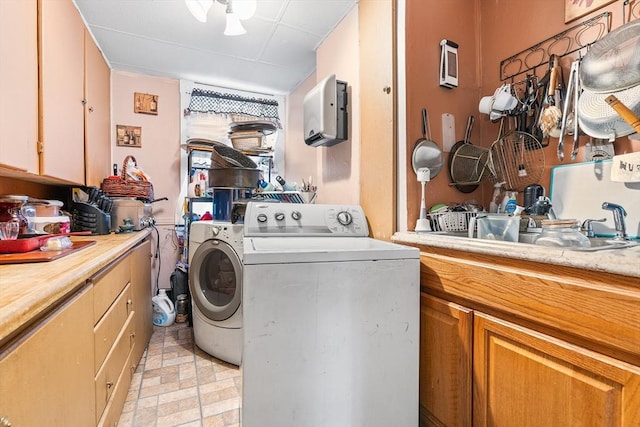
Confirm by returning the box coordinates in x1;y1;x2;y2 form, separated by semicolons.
116;125;142;147
134;92;158;115
565;0;615;23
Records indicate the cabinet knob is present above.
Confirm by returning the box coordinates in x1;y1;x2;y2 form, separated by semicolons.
382;86;391;94
88;106;94;113
0;416;12;427
81;98;87;105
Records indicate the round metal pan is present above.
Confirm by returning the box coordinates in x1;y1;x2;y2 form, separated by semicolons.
580;19;640;93
411;108;443;178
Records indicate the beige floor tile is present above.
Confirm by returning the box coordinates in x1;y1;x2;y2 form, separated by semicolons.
118;322;242;426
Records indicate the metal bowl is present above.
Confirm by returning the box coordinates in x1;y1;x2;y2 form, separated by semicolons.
209;168;260;189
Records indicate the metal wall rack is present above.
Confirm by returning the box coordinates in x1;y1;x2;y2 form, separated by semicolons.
499;12;611;82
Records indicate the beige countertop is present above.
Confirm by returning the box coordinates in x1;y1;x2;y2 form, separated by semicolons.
393;231;640;279
0;230;151;347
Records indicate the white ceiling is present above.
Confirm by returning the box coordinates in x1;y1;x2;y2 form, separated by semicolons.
73;0;357;95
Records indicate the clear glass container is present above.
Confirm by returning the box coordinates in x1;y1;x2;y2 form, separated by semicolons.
534;219;591;248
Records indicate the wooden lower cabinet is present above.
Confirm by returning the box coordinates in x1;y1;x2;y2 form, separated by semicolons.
0;239;152;427
473;312;640;427
420;293;472;427
0;287;95;427
420;295;640;427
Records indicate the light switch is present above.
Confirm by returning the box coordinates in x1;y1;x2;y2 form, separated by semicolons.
442;113;455;152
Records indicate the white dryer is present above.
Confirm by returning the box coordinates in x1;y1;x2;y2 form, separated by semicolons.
188;220;243;365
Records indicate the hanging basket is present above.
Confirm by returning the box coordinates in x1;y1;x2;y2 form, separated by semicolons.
101;155;154;200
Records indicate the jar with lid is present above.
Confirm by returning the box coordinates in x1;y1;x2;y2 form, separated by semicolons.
533;219;591;248
0;195;29;235
175;294;190;323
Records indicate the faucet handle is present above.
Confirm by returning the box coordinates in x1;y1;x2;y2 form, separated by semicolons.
580;218;606;237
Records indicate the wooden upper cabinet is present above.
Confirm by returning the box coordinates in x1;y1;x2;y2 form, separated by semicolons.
0;0;39;174
39;0;85;184
473;312;640;427
84;31;111;187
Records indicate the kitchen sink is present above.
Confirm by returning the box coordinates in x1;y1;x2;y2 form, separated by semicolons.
570;237;639;252
429;230;638;251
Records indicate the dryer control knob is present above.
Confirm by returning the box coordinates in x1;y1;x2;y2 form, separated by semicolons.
257;213;268;223
211;226;221;236
275;212;285;221
291;210;302;220
336;211;353;226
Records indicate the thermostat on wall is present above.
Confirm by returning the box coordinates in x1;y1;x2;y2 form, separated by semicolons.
440;39;459;89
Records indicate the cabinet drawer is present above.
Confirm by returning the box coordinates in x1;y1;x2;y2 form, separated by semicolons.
94;282;132;373
93;255;131;324
95;313;134;423
97;343;136;427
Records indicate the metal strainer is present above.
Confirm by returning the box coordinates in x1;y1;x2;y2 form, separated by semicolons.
449;144;491;187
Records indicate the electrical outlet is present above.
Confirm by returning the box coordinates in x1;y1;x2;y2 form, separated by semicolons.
442;113;455;152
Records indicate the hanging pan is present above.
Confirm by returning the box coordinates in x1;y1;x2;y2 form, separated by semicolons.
411;108;444;178
448;115;490;193
580;19;640;93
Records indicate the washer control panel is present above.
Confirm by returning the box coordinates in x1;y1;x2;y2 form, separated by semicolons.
244;203;369;237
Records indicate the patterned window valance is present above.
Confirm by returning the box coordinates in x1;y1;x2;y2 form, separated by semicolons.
186;88;281;128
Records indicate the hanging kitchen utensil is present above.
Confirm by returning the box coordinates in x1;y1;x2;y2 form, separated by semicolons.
580;19;640;93
578;84;640;140
604;94;640;134
448;115;490;193
570;59;582;160
548;65;567;139
489;117;545;192
539;56;562;138
411;108;444;178
558;60;580;161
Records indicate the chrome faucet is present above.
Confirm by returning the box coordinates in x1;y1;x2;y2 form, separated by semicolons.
580;218;606;238
601;202;628;240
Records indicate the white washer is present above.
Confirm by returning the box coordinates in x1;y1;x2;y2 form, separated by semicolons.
241;203;420;427
188;220;243;365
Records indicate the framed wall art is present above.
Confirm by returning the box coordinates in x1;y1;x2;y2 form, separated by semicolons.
134;92;159;115
565;0;615;23
116;125;142;147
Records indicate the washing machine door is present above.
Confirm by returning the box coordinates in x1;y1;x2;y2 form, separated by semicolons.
189;239;242;321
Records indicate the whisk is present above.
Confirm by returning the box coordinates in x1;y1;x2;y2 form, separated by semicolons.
415;167;431;232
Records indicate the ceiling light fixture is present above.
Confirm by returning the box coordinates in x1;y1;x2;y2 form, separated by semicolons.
219;0;247;36
185;0;213;23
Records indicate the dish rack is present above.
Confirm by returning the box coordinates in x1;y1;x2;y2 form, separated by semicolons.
429;211;477;232
257;191;317;204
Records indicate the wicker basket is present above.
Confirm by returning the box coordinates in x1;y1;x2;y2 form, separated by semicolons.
429;211;476;232
101;155;154;200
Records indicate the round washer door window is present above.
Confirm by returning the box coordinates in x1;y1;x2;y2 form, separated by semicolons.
189;239;242;321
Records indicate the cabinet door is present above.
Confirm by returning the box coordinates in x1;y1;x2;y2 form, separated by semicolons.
359;0;395;240
0;287;95;426
474;312;640;427
39;0;85;184
130;239;153;366
84;30;111;187
420;293;472;427
0;0;39;174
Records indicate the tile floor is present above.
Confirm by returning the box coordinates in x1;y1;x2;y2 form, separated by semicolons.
117;322;242;427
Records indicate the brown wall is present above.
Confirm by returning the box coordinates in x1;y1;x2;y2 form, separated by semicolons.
405;0;640;228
